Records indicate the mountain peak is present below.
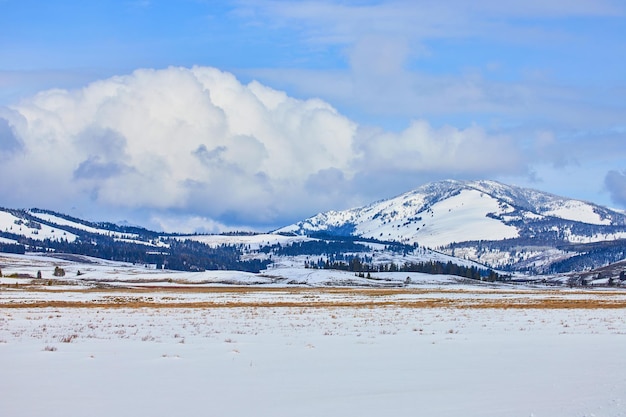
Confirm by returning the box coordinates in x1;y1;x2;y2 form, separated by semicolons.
279;179;626;249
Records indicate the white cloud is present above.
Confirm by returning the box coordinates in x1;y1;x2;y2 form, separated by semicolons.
148;214;234;235
235;0;624;46
355;120;527;176
605;170;626;208
236;0;626;133
0;67;357;227
248;64;626;135
0;66;533;230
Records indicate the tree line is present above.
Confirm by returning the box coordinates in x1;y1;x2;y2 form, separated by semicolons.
305;255;505;281
0;231;270;273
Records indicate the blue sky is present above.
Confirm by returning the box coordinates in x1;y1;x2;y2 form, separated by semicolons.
1;0;626;232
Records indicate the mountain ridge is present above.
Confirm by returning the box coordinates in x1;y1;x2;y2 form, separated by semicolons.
2;179;626;275
279;179;626;243
278;179;626;273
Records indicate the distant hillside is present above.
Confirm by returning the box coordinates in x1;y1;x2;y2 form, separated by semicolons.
0;208;270;273
0;205;505;282
278;180;626;273
2;179;626;277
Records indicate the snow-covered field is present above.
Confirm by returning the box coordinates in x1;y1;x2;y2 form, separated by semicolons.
1;300;625;417
0;252;500;288
2;252;626;416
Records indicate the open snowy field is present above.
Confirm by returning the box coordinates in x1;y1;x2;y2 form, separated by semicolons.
1;284;626;417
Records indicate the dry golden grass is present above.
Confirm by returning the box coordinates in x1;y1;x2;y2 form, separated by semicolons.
1;286;625;309
5;283;624;295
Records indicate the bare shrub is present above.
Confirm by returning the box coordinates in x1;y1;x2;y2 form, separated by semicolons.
59;334;77;343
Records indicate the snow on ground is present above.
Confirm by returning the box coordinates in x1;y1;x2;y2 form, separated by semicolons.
0;236;19;244
27;210;141;239
0;253;268;286
566;230;626;244
349;189;520;248
542;199;612;225
0;210;78;242
405;189;519;248
0;252;490;288
263;265;462;287
283;188;522;249
2;251;626;416
1;303;625;417
30;213;168;247
445;246;575;272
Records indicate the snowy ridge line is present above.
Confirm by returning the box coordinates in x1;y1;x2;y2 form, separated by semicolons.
27;210;142;240
279;180;626;247
0;209;79;243
2;207;169;251
2;179;626;276
277;179;626;273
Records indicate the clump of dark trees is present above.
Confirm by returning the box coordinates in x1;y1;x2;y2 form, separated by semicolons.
304;256;505;282
548;242;626;274
261;237;503;281
0;242;25;254
260;240;370;257
262;237;416;257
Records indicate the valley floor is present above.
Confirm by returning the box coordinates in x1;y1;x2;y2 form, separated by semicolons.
1;284;626;417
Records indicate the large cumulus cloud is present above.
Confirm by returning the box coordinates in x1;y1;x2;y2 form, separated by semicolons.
0;66;528;231
355;120;525;174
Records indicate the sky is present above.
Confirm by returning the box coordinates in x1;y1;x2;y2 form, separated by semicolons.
1;0;626;233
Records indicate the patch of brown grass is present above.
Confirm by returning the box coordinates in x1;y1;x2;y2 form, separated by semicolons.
2;297;625;310
3;285;626;310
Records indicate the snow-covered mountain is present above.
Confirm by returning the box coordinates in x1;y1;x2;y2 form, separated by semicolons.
279;180;626;246
278;180;626;272
3;179;626;276
0;205;497;280
0;207;277;272
0;207;162;246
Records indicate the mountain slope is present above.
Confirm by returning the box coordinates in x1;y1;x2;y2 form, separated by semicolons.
0;207;272;272
279;180;626;246
278;180;626;272
1;206;499;279
2;179;626;276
